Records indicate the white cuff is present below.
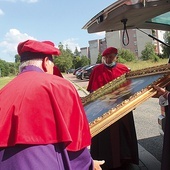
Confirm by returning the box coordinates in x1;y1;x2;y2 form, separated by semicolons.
159;95;169;106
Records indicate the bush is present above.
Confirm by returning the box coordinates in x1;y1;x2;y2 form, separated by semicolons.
141;42;159;61
117;56;127;63
118;48;136;62
152;54;160;62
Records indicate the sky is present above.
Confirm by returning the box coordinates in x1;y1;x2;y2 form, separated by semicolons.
0;0;115;62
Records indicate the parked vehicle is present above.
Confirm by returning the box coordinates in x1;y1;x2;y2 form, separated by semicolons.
75;65;90;78
76;64;99;80
66;68;75;74
73;67;83;75
83;0;170;135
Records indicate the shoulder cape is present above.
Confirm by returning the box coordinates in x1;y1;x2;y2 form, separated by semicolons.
0;71;91;151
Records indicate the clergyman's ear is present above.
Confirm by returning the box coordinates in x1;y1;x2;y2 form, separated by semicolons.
42;57;48;72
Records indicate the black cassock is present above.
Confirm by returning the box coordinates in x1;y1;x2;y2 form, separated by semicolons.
161;87;170;170
90;111;139;169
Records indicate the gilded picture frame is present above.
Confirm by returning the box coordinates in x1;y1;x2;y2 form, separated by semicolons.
81;64;170;137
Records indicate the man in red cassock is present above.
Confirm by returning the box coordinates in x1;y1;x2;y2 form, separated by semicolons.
0;39;104;170
87;47;139;170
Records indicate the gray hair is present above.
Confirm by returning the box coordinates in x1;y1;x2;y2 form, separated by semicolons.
19;59;43;73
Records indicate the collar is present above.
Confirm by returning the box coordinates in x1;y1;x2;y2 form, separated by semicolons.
20;65;44;74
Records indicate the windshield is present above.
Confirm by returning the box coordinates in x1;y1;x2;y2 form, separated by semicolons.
148;12;170;26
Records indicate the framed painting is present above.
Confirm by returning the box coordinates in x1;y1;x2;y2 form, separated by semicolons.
81;63;170;137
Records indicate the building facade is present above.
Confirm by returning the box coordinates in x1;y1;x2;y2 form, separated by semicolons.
80;47;90;58
81;29;165;64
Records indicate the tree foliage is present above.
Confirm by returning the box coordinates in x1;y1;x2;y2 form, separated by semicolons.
0;59;10;77
141;42;159;62
96;53;102;63
73;56;82;69
54;44;73;72
15;54;20;63
53;42;90;72
118;48;136;62
74;47;81;56
162;31;170;58
80;55;90;66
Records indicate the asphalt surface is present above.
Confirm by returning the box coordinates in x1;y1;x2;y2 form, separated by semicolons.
64;73;162;170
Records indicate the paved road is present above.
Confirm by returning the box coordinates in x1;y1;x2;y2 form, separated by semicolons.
64;73;163;163
133;98;163;162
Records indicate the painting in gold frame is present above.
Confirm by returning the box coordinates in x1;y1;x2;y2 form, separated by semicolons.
81;64;170;137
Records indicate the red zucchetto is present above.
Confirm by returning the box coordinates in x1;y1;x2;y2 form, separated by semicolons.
102;47;118;56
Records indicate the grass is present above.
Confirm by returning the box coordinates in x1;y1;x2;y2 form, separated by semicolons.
0;76;15;89
0;59;168;89
125;59;168;71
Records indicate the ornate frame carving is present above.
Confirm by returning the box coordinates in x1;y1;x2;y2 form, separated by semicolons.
81;64;170;137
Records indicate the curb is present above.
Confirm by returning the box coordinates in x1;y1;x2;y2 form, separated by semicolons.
73;82;89;96
64;76;89;97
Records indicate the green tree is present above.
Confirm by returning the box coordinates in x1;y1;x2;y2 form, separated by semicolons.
58;42;64;50
141;42;159;62
162;31;170;58
74;47;80;56
118;48;135;62
96;53;102;63
15;54;20;63
74;56;82;69
80;55;90;66
54;42;73;72
0;59;10;77
14;54;20;75
73;48;81;69
8;62;17;75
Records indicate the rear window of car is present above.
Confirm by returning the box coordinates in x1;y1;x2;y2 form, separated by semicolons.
148;11;170;26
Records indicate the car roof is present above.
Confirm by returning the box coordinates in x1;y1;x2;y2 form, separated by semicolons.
85;64;99;70
82;0;170;33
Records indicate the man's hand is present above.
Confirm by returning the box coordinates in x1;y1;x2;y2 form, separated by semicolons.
93;160;105;170
152;85;166;98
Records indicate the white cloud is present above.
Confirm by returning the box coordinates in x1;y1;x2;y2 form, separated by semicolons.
0;9;4;16
0;29;36;62
62;38;80;52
